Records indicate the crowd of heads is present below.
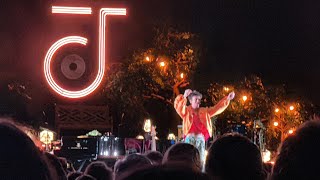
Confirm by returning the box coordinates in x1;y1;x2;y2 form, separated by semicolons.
1;117;320;179
272;118;320;180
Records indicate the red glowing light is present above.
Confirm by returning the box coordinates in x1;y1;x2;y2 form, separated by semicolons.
44;36;90;98
44;7;126;98
52;6;92;14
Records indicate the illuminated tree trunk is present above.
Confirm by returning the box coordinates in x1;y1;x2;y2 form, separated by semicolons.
280;130;285;142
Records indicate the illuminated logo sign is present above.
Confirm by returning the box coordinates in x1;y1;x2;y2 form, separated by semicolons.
44;6;126;98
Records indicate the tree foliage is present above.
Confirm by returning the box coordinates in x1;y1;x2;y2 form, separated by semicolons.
104;27;201;136
207;75;313;149
208;75;271;124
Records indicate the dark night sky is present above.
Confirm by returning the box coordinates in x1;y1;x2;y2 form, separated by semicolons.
120;0;320;105
1;0;320;115
136;0;313;106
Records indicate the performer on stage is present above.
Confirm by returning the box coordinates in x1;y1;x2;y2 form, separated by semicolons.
174;89;235;164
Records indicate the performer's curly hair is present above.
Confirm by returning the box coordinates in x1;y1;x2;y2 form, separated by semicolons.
187;90;202;101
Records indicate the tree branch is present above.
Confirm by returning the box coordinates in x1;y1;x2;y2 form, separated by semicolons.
143;94;173;105
173;80;189;96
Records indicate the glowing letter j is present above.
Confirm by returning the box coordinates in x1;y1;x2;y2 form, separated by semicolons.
44;6;126;98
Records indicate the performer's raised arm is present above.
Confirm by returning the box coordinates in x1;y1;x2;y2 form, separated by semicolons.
174;89;192;118
207;92;235;118
173;89;234;167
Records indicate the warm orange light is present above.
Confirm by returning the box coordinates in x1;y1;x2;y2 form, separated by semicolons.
143;119;152;133
273;122;279;127
288;129;294;134
242;95;248;102
223;87;230;92
52;6;92;14
180;73;184;79
289;106;294;111
145;56;150;61
275;108;280;113
159;61;165;67
262;150;271;162
44;7;127;98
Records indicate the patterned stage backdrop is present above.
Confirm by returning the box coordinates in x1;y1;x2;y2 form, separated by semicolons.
55;105;112;137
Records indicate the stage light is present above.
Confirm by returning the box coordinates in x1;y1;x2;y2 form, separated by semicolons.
262;150;271;162
143;119;152;133
167;133;176;140
136;135;144;140
40;130;54;145
113;151;118;156
104;151;109;156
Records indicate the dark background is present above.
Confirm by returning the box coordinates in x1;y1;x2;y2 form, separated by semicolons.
0;0;319;126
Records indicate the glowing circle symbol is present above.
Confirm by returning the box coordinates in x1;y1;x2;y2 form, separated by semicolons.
44;36;91;98
44;6;126;98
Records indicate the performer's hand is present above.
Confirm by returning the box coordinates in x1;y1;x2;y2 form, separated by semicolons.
227;91;235;100
184;89;192;98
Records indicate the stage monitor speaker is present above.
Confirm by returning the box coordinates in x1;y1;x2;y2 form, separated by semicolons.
60;136;98;160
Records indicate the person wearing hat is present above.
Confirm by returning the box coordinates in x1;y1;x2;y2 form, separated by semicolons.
174;89;235;164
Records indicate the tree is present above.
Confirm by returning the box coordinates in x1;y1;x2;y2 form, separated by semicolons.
267;102;303;142
0;81;31;124
265;86;312;150
207;75;272;136
207;75;311;150
104;27;202;137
